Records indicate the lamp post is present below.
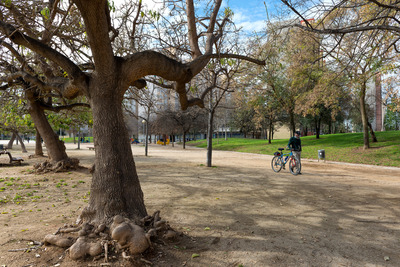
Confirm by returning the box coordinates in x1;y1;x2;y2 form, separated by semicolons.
142;120;145;141
142;120;148;156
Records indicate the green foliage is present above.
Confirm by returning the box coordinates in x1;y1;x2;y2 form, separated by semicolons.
220;58;236;66
41;7;50;20
107;1;115;12
190;131;400;167
189;85;198;93
384;106;400;130
45;99;92;131
0;92;34;133
2;0;11;8
148;10;160;21
224;7;234;18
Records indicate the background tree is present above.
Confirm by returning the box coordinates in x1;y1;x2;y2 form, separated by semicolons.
0;15;90;167
124;84;163;156
383;75;400;130
250;93;281;143
199;58;238;167
0;0;264;258
165;107;207;149
281;0;400;141
231;89;257;138
0;89;33;152
331;29;397;148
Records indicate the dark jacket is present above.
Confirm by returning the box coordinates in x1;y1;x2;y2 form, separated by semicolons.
288;136;301;151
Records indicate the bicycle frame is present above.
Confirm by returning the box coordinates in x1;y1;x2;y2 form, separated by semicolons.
281;151;293;165
271;148;301;175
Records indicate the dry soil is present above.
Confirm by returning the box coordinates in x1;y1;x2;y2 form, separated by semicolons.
0;142;399;267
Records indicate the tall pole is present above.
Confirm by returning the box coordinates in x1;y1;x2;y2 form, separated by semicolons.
142;119;148;156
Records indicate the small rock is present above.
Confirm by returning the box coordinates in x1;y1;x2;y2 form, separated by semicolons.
384;256;390;261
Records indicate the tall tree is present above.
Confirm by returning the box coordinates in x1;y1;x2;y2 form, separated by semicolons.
0;0;264;258
332;30;396;148
281;0;399;147
200;58;238;167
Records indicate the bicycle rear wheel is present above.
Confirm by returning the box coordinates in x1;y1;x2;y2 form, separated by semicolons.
289;157;301;175
271;156;283;172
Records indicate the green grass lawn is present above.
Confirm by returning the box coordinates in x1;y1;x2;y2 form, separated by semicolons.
189;131;400;168
62;137;93;143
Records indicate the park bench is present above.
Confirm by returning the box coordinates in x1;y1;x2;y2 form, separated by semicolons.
0;144;24;165
88;147;95;150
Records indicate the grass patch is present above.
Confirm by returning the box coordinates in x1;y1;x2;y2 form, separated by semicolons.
189;131;400;167
61;137;93;143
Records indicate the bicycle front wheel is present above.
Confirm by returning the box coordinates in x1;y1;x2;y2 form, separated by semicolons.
271;156;283;172
289;157;301;175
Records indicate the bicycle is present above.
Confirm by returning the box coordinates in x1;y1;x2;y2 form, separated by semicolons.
271;148;301;175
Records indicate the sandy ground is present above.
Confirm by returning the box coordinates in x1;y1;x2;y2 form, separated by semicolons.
0;141;399;267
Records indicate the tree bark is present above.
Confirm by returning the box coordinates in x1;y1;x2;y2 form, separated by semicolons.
81;92;147;225
183;132;187;149
368;121;378;143
26;92;69;161
328;118;332;134
360;82;370;149
7;133;16;149
268;121;273;144
289;108;296;136
14;131;28;153
35;128;44;156
315;117;321;139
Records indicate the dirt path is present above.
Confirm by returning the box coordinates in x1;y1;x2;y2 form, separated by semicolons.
0;142;399;266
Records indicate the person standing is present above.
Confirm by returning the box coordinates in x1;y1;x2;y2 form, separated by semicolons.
287;131;302;174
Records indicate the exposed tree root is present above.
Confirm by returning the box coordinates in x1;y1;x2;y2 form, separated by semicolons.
8;240;43;252
42;211;177;264
28;154;47;159
33;158;80;173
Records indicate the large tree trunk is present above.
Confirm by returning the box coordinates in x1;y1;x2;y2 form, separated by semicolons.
81;93;147;225
35;128;44;156
360;82;370;149
27;94;69;162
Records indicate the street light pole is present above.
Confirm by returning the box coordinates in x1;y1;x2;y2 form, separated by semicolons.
142;120;148;156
